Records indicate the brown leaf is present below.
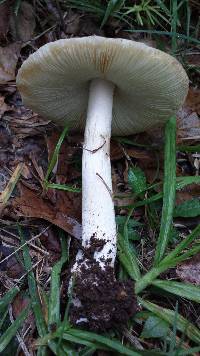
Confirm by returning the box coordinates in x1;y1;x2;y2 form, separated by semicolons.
177;106;200;142
0;2;11;41
0;43;21;84
45;132;81;183
5;112;51;138
10;1;36;42
176;253;200;285
186;87;200;115
12;184;82;239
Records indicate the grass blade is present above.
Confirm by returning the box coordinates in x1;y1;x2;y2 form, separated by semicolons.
13;0;22;15
48;230;68;329
177;144;200;153
46;182;81;193
138;298;200;344
100;0;124;28
0;305;30;353
171;0;178;53
128;166;147;196
67;328;141;356
118;233;141;281
173;198;200;218
125;29;200;45
152;280;200;303
44;126;68;185
135;224;200;293
0;310;8;330
135;264;168;294
162;224;200;265
154;117;176;265
0;287;19;312
176;176;200;190
18;224;47;356
79;346;97;355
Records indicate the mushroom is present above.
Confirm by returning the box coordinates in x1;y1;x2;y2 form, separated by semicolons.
16;36;188;329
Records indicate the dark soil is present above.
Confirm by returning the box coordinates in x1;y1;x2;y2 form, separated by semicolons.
70;237;138;331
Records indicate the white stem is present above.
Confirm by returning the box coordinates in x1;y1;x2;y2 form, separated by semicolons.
82;78;116;268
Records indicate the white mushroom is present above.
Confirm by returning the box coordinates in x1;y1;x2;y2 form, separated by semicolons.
17;36;189;328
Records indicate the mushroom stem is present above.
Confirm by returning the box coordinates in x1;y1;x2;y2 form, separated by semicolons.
82;78;116;268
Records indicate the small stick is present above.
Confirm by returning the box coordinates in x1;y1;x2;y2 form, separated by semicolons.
78;136;106;154
0;225;50;266
96;172;113;199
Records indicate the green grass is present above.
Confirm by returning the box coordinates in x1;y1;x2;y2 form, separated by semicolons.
43;125;81;193
1;0;200;353
2;116;200;354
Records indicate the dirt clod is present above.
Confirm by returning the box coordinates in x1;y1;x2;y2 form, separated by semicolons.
70;258;138;331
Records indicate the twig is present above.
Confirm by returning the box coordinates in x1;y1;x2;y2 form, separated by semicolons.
14;257;44;285
0;228;49;256
96;172;113;199
83;138;106;154
0;226;50;266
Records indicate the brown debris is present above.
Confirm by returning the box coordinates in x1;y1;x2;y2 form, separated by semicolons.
177;106;200;143
10;1;36;42
71;262;138;331
11;183;81;239
176;253;200;285
45;132;81;183
186;87;200;115
0;43;21;83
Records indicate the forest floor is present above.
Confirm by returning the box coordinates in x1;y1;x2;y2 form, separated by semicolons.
0;1;200;355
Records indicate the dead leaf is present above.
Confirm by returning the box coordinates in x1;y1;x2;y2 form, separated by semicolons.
176;253;200;285
0;2;11;41
4;112;51;138
45;132;81;183
10;1;36;42
177;106;200;142
0;43;21;83
187;54;200;66
186;88;200;115
0;96;10;117
12;184;82;239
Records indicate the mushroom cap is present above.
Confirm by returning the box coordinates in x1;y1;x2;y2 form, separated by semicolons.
17;36;188;136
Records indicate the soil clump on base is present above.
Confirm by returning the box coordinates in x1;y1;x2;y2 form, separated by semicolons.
70;238;138;331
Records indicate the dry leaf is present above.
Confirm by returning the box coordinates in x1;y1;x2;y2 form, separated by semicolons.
4;112;51;138
176;254;200;285
10;1;36;42
0;43;21;83
177;106;200;142
46;132;81;183
0;2;11;41
186;88;200;115
12;184;82;239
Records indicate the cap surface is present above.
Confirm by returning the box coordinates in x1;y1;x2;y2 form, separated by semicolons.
17;36;188;135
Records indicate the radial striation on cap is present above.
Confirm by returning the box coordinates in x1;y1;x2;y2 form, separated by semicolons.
17;36;189;136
